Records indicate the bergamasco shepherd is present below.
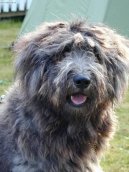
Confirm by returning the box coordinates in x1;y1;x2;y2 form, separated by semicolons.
0;20;129;172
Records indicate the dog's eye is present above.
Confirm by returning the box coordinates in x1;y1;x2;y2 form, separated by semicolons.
86;51;94;57
51;55;64;64
85;51;97;62
86;51;102;64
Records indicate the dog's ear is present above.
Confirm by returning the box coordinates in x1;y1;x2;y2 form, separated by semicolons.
91;25;129;61
91;25;129;101
14;22;68;98
14;32;49;98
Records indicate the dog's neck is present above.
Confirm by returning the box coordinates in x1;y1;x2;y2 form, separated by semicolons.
12;98;113;172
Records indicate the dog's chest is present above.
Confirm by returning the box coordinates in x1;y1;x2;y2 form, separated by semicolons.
11;151;102;172
12;153;87;172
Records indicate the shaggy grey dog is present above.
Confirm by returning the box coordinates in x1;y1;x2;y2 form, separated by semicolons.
0;21;129;172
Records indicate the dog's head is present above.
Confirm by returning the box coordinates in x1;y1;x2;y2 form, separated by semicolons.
14;21;129;118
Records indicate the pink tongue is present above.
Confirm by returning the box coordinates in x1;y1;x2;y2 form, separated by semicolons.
71;94;87;105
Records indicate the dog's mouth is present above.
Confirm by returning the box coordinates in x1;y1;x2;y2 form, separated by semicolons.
67;93;87;107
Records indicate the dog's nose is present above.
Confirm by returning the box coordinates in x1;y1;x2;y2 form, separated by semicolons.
73;75;90;89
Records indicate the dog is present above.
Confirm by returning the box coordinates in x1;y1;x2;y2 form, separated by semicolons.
0;20;129;172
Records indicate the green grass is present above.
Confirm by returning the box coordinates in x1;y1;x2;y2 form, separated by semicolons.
101;91;129;172
0;20;21;93
0;20;129;172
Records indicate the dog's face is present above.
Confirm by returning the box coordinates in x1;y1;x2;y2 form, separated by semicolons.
49;47;107;115
14;21;129;118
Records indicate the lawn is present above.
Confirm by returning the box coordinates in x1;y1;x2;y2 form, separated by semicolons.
0;20;21;93
0;20;129;172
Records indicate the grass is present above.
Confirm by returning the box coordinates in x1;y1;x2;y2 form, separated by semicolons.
0;20;129;172
0;20;21;93
101;91;129;172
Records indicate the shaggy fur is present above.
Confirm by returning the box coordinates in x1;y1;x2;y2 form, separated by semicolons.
0;21;129;172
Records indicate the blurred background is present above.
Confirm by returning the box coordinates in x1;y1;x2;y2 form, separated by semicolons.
0;0;129;171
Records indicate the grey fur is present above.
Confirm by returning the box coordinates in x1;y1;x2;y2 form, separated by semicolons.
0;20;129;172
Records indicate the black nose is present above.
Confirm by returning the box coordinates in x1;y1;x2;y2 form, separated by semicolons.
73;75;91;89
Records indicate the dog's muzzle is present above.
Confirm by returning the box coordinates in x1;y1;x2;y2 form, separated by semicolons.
67;75;90;107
